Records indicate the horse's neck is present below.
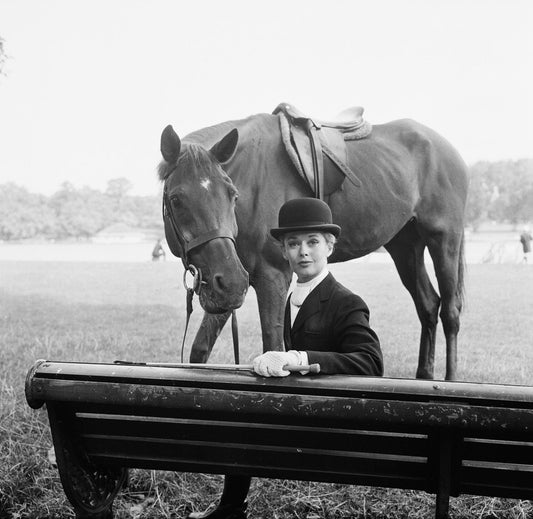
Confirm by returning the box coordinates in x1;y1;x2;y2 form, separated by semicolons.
231;114;306;203
184;120;244;148
186;113;301;200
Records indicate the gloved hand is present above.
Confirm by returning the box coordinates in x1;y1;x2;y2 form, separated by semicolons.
253;351;302;377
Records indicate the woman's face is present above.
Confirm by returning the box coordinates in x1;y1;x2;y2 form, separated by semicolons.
282;231;333;282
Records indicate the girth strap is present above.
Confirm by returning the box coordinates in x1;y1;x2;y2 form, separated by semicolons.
305;119;324;200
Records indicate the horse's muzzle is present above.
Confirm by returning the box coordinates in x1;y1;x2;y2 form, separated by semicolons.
189;237;249;313
199;274;248;314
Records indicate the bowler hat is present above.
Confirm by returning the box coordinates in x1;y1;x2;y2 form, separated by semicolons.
270;198;341;240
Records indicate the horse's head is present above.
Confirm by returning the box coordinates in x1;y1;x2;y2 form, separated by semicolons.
158;125;249;314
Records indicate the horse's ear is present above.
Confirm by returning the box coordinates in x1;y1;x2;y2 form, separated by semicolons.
210;128;239;164
161;125;181;164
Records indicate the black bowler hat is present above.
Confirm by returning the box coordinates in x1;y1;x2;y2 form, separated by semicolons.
270;198;341;241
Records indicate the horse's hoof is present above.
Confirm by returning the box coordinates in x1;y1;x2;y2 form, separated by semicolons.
415;369;434;380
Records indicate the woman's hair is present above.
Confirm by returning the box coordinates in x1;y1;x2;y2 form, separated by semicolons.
280;231;337;249
322;232;337;247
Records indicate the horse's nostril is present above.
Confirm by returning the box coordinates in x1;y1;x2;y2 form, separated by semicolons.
212;273;226;292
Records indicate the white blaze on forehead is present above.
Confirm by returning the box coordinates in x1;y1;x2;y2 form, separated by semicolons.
200;178;211;190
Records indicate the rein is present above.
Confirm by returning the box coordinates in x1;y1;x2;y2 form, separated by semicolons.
181;265;201;363
162;188;241;364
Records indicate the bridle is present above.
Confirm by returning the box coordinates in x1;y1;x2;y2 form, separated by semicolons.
162;187;236;290
162;180;241;364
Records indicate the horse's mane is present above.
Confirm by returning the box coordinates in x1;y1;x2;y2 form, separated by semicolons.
157;143;210;181
157;161;169;181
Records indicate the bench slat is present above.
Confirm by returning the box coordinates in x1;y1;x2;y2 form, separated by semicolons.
92;454;430;490
85;439;429;490
75;414;429;456
462;437;533;464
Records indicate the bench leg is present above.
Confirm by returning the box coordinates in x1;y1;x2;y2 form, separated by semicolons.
434;433;453;519
47;405;128;518
75;507;113;519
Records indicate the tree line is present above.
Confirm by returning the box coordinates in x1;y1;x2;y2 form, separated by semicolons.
0;178;163;240
466;158;533;230
1;160;532;241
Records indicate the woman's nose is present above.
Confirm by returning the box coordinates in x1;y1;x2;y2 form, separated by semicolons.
299;244;309;256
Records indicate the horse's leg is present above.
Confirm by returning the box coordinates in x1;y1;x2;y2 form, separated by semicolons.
189;264;290;362
252;266;291;353
425;230;465;381
385;225;441;379
189;311;231;363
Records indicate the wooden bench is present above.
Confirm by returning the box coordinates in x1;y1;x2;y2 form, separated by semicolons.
25;360;533;519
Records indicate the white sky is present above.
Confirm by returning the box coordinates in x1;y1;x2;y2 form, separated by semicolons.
0;0;531;196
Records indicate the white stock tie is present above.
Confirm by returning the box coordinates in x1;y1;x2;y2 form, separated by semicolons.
291;285;311;307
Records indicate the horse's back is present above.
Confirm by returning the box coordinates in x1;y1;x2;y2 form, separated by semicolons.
325;118;468;254
344;118;468;203
374;119;469;223
352;118;466;169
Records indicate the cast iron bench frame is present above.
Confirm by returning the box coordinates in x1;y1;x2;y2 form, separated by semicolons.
25;360;533;519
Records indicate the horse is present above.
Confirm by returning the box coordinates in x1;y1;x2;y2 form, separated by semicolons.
158;108;468;381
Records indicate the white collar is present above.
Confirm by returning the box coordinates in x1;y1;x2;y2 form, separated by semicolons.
290;268;329;307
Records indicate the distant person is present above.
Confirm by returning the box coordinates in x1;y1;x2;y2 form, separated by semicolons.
152;238;166;261
519;227;532;263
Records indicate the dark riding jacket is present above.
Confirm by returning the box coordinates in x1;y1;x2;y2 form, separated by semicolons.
284;272;383;376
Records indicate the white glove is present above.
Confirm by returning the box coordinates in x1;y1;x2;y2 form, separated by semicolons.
253;351;302;377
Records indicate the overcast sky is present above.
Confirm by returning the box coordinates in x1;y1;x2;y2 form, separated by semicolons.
0;0;531;196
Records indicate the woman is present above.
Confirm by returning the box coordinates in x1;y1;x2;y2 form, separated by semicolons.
188;198;383;519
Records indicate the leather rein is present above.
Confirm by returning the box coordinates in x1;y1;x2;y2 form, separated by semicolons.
162;187;241;364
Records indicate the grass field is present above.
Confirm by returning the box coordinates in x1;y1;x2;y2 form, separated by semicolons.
1;260;532;518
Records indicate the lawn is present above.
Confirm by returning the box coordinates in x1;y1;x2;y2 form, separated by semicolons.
1;260;532;518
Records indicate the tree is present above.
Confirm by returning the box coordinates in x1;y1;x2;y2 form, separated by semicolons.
130;195;163;229
0;183;56;240
106;178;132;209
466;159;533;228
466;162;494;230
49;182;113;239
485;160;533;225
0;36;6;76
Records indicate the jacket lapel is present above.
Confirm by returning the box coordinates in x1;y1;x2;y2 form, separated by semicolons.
291;273;335;334
284;297;292;349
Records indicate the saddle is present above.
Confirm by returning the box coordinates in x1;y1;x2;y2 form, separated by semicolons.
273;102;372;199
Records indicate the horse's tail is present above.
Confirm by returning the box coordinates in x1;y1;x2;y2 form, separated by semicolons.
457;230;466;310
